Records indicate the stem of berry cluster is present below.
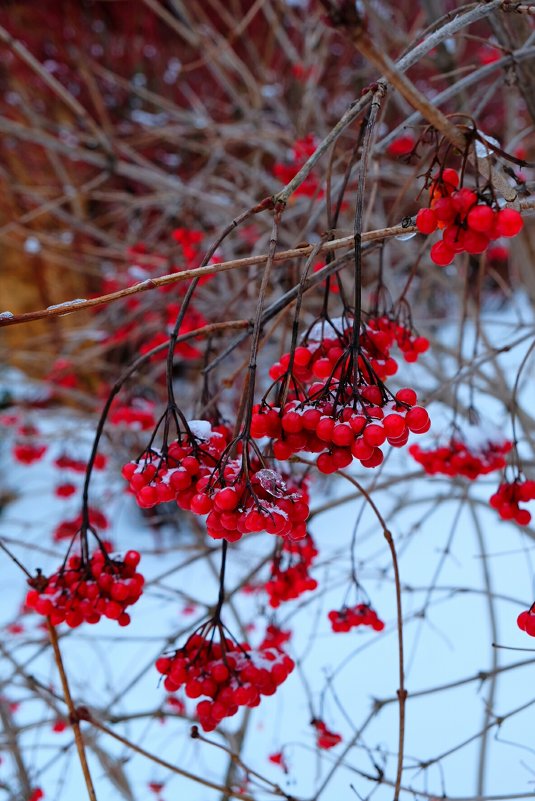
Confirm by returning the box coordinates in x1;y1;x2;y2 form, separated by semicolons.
240;204;284;434
332;470;406;801
279;239;325;409
352;82;386;391
46;621;98;801
214;540;228;622
165;202;273;412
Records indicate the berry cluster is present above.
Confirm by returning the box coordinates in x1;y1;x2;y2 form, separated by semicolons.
259;624;292;650
328;603;385;633
54;453;107;472
416;168;524;266
12;425;47;464
266;533;318;607
253;314;430;473
366;316;429;370
489;479;535;525
25;549;143;627
409;434;512;480
121;422;230;511
312;719;342;749
252;386;429;474
53;508;109;542
123;420;310;542
199;465;309;543
268;316;428;387
156;630;294;731
109;401;157;431
517;605;535;637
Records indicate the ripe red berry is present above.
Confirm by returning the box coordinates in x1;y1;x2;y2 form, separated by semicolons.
416;208;438;234
494;208;523;237
466;204;495;233
430;240;455;266
395;388;417;406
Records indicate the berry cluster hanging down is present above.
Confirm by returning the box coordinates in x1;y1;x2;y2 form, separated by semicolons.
328;603;385;633
156;630;294;732
409;431;512;479
490;478;535;526
25;549;143;627
416;168;524;266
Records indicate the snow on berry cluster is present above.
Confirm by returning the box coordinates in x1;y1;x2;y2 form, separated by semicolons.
252;385;429;474
265;533;318;607
25;549;143;627
156;630;295;731
328;603;385;633
490;478;535;526
198;465;309;543
123;420;310;542
312;719;342;749
416;168;524;266
121;422;231;510
409;431;512;480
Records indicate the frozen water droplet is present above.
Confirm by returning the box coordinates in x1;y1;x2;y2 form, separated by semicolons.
256;469;287;497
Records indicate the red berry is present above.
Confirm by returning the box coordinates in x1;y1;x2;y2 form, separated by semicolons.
430;240;455;266
467;204;495;233
416;208;438;235
494;208;523;238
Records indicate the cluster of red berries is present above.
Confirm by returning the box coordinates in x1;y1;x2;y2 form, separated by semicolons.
416;168;524;266
517;606;535;636
13;442;47;464
53;508;109;542
366;316;430;370
156;631;295;731
312;719;342;749
109;401;157;431
489;478;535;526
259;624;292;650
121;423;230;511
54;453;107;472
25;549;143;627
252;386;429;474
198;465;309;543
328;603;385;633
124;420;310;542
268;317;428;387
12;425;47;464
140;305;208;362
266;533;318;607
409;435;512;480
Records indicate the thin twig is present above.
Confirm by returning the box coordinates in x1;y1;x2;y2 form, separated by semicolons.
46;621;98;801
